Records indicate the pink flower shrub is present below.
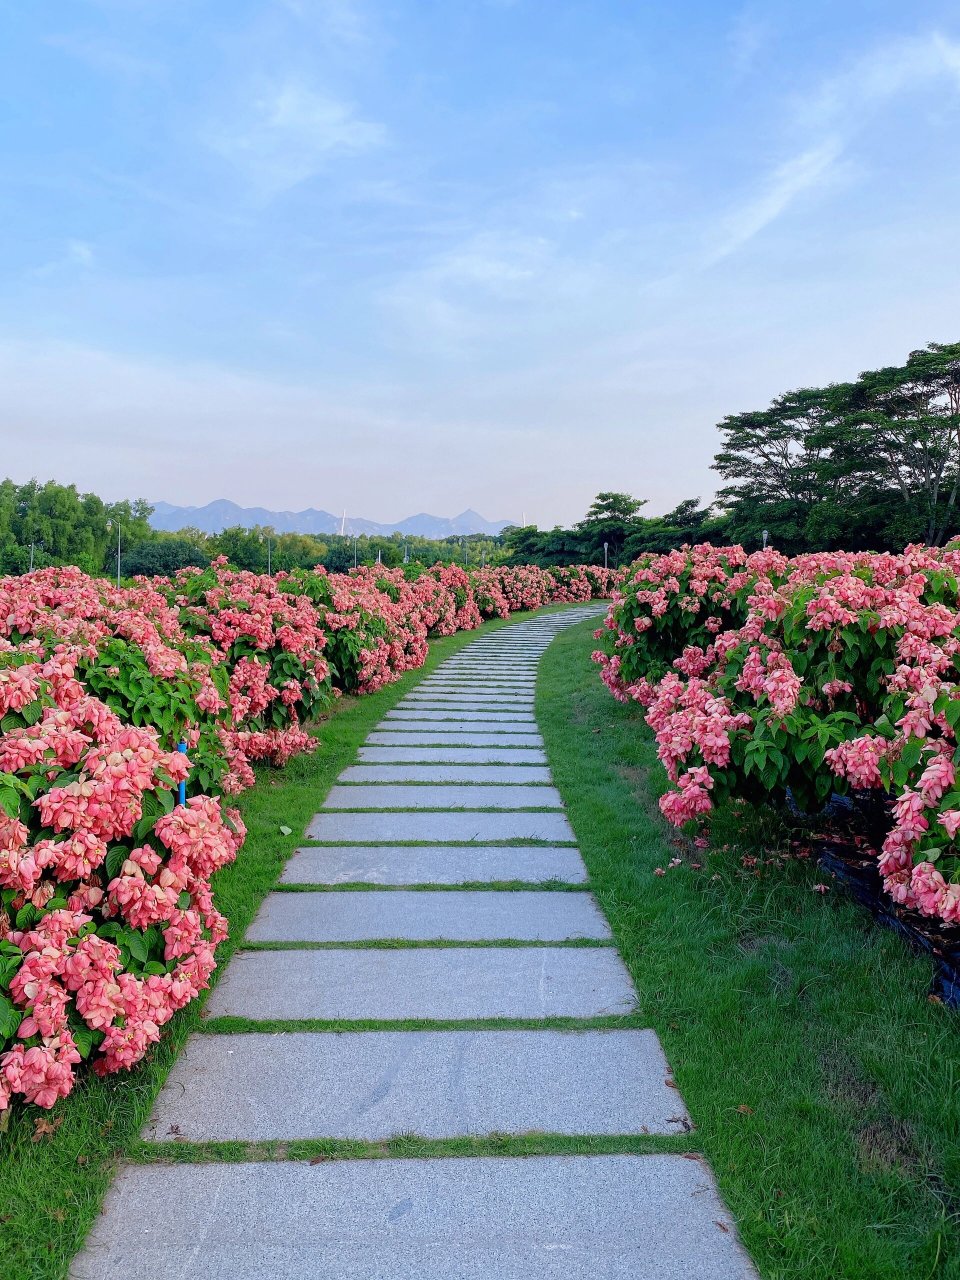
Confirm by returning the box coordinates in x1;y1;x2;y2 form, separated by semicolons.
0;557;615;1110
594;543;960;926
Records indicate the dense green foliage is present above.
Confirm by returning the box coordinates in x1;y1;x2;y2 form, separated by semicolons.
714;340;960;552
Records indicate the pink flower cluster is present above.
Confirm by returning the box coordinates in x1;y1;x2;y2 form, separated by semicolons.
0;645;246;1110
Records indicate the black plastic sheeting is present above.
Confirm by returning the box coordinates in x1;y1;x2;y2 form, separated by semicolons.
818;844;960;1009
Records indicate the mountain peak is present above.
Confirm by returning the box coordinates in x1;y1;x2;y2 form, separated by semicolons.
149;501;515;539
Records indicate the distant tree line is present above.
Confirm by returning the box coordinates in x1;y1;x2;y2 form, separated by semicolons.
3;340;957;576
0;480;510;577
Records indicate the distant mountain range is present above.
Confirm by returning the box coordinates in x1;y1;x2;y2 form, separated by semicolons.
149;500;515;540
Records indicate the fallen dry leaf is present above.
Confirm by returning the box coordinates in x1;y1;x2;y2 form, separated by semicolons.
32;1114;64;1142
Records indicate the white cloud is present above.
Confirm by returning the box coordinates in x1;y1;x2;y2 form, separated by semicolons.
707;138;845;263
206;80;386;195
32;240;96;278
707;31;960;264
45;33;163;81
798;31;960;130
277;0;371;45
727;10;769;79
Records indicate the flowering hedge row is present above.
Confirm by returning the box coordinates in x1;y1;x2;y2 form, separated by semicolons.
594;544;960;929
0;559;614;1110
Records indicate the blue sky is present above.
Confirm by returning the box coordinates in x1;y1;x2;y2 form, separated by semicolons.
1;0;959;526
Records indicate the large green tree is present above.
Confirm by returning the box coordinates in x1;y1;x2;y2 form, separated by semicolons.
574;491;647;564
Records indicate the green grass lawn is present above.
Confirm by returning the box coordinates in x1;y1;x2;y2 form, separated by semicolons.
4;606;958;1279
0;607;570;1280
538;618;960;1280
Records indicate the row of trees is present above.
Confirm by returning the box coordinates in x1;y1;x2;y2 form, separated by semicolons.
713;340;960;553
0;480;511;577
507;341;960;562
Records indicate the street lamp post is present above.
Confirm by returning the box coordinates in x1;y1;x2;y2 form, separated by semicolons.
603;541;609;570
762;529;769;550
259;533;273;574
106;520;121;587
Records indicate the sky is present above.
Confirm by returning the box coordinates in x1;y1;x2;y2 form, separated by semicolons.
1;0;959;527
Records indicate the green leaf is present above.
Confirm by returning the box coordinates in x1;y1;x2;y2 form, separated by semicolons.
105;845;129;881
122;929;149;964
0;995;21;1041
0;782;20;820
19;701;42;727
70;1021;96;1058
15;903;40;931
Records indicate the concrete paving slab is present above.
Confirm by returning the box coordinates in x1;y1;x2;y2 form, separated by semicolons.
305;811;572;842
280;844;587;884
416;677;537;685
404;689;536;698
366;731;544;748
142;1030;686;1141
385;710;537;723
370;725;542;739
412;688;536;696
358;745;548;764
396;700;535;711
72;1155;758;1280
322;784;563;810
205;946;632;1020
338;764;552;782
246;889;604;942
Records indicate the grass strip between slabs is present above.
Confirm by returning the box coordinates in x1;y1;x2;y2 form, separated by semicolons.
200;1014;646;1035
238;936;615;951
132;1131;697;1165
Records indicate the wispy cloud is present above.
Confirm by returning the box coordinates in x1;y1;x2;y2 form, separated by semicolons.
206;80;387;195
276;0;371;45
32;240;96;279
45;32;163;81
707;31;960;264
797;31;960;130
707;138;845;263
727;10;769;80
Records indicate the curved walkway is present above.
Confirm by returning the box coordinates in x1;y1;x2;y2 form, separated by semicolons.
73;609;757;1279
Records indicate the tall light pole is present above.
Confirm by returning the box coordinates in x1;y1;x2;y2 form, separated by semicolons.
603;541;609;570
762;529;769;550
403;541;409;565
106;520;121;587
259;533;273;574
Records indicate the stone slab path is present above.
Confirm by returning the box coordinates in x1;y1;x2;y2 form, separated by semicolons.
73;1156;757;1280
73;607;758;1280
